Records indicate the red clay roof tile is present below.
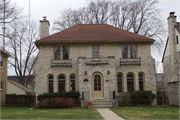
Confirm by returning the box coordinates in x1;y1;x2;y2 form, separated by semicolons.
35;24;155;44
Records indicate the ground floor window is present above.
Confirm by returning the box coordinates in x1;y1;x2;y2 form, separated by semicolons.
127;73;134;91
70;75;75;91
58;75;65;92
48;75;53;93
117;74;122;92
139;73;144;91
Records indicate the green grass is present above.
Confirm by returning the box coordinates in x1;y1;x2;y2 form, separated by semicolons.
110;106;179;119
1;107;103;119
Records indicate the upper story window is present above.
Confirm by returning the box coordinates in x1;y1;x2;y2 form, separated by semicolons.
0;55;3;67
122;45;128;58
130;45;136;58
54;46;69;60
122;45;136;59
93;46;99;58
177;36;179;44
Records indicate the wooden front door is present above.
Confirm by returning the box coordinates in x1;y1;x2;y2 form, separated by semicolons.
92;74;103;98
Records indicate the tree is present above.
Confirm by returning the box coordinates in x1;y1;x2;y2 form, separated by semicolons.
53;0;166;52
4;19;39;91
0;0;22;47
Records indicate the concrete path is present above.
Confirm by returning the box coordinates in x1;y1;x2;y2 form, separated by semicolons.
96;108;125;120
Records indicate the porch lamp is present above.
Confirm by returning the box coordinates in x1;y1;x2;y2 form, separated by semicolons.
107;70;110;75
85;71;87;75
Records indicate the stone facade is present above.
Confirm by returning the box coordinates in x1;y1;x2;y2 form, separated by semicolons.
162;12;180;106
35;43;157;102
0;50;10;106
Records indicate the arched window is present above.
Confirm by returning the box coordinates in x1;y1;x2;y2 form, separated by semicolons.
58;75;65;92
70;75;75;91
48;75;53;93
127;73;134;91
139;73;144;91
117;74;122;92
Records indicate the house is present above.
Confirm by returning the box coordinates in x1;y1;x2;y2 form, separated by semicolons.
0;49;10;106
35;17;157;107
162;12;180;106
7;80;34;95
156;73;164;91
8;75;35;92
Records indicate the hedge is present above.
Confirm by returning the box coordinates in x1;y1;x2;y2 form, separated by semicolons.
128;91;156;105
37;91;80;102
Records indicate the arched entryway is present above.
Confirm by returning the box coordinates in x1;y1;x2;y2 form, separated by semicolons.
92;73;104;98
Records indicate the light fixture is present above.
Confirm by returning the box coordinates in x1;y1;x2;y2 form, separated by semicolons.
85;71;87;75
107;70;110;75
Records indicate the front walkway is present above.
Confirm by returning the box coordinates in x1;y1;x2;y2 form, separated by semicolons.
96;108;125;120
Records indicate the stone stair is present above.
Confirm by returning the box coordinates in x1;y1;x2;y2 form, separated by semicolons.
89;101;113;108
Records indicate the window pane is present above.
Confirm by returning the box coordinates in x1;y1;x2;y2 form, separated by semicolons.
118;82;122;92
123;52;128;58
127;74;134;91
54;46;60;60
94;87;97;91
71;75;75;79
63;46;68;52
130;45;136;58
93;46;98;58
63;53;69;60
49;76;53;79
139;81;143;91
0;55;3;67
59;83;65;92
71;83;75;91
49;82;53;93
98;87;101;91
122;45;128;51
58;75;65;82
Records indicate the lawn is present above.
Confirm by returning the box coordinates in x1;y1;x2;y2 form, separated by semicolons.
110;106;179;119
1;107;103;119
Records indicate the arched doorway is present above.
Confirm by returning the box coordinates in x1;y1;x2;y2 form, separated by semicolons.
92;73;104;98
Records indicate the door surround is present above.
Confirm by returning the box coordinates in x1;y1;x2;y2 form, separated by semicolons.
91;72;104;98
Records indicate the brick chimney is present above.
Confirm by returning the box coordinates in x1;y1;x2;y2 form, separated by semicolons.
167;12;177;75
40;16;50;39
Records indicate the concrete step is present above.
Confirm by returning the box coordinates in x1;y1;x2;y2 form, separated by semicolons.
89;101;113;108
91;104;113;108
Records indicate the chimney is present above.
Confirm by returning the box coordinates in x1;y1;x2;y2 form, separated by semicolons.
167;12;177;75
40;16;50;39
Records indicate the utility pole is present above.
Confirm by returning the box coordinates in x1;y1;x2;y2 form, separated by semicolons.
2;0;6;50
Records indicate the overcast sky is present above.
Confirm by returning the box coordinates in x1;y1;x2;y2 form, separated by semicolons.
8;0;180;74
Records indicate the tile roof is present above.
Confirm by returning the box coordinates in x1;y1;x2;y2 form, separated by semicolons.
8;80;34;94
175;22;180;33
35;24;155;44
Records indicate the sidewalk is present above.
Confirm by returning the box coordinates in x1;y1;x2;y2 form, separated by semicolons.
96;108;125;120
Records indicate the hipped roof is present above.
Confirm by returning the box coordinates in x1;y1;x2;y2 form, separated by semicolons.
35;24;155;45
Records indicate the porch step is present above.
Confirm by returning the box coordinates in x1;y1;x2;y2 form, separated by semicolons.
89;101;113;108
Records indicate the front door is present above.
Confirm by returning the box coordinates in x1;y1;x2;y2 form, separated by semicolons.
92;73;103;98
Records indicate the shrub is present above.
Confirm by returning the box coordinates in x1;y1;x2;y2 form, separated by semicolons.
128;91;156;105
39;97;77;108
118;92;131;106
37;91;80;102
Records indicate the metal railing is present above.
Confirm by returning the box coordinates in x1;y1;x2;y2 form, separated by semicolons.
51;59;72;67
120;57;141;66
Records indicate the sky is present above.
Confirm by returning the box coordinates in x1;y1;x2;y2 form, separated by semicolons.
8;0;180;74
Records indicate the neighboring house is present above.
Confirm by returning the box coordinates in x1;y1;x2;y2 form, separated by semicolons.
156;73;164;91
8;75;35;92
35;17;157;106
162;12;180;106
0;49;10;106
7;80;34;95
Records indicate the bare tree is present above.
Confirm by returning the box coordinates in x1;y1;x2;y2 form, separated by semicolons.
4;19;39;91
0;0;22;47
53;0;166;52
